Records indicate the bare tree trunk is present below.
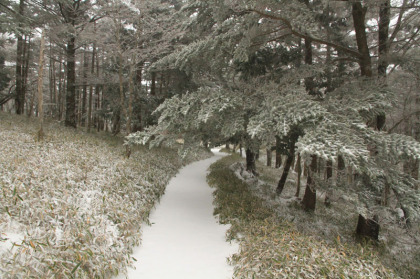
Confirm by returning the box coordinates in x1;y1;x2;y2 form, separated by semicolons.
37;30;46;141
378;0;390;77
87;43;96;132
151;71;156;96
325;160;333;206
65;36;77;128
266;148;272;167
302;155;317;211
295;154;302;197
356;214;379;241
376;0;390;130
81;49;88;127
275;136;282;168
58;54;63;120
49;42;55;117
126;59;135;158
352;3;372;77
15;0;25;114
245;148;257;176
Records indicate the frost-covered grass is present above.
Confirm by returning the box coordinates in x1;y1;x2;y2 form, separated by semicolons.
0;112;211;278
208;155;399;279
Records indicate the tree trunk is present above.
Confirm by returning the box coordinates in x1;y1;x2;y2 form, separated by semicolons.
302;155;317;211
337;155;345;186
126;59;135;158
295;154;302;197
245;148;257;176
58;54;63;120
266;148;272;167
15;0;25;114
37;30;46;141
356;214;379;241
352;3;372;77
22;36;31;109
275;136;282;168
376;0;390;131
378;0;390;77
277;154;294;195
65;36;77;128
87;43;96;132
81;50;88;127
49;43;55;117
151;71;156;96
325;160;333;206
277;129;300;195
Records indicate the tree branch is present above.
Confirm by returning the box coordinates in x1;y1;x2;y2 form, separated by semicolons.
246;9;362;59
388;110;420;133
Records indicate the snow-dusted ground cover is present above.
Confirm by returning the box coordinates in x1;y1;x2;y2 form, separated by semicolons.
117;150;238;279
208;155;399;279
0;112;211;278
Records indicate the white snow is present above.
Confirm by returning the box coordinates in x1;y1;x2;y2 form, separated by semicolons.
117;149;238;279
0;221;25;257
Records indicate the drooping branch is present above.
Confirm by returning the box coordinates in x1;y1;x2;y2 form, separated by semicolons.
246;9;362;59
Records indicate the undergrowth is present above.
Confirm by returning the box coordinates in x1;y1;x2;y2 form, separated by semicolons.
208;155;399;279
0;112;211;278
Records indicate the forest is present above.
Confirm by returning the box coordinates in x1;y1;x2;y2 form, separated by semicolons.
1;0;420;278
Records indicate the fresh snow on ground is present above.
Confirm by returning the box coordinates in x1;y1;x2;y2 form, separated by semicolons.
117;149;238;279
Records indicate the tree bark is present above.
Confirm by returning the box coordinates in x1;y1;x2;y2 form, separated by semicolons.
377;0;390;131
356;214;379;241
151;71;156;96
325;160;333;206
65;36;77;128
277;154;294;195
87;43;96;132
37;30;46;141
378;0;390;77
295;154;302;197
81;50;88;126
14;0;25;114
275;136;282;168
266;148;272;167
337;155;345;185
245;148;257;176
352;3;372;77
302;155;317;211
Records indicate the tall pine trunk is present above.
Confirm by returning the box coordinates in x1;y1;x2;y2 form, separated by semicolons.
15;0;25;114
275;136;282;168
302;155;317;211
352;2;382;240
37;30;46;141
266;148;272;167
352;3;372;77
295;154;302;197
81;50;88;127
65;36;77;128
87;43;96;132
377;0;390;130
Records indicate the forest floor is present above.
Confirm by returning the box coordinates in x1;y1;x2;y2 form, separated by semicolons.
0;112;211;278
208;152;418;278
116;150;238;279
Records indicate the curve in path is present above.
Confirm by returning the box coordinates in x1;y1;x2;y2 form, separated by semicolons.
119;150;238;279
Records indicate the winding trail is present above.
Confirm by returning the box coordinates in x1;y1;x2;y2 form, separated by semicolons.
119;150;238;279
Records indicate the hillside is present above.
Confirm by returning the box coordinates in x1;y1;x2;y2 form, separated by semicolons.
0;112;210;278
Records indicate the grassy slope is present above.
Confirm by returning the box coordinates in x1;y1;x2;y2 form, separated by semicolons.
0;112;210;278
208;155;399;279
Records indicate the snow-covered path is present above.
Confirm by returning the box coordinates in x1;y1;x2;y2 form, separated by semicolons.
118;150;238;279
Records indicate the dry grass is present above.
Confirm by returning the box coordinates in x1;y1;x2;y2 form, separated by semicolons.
208;155;399;279
0;112;211;278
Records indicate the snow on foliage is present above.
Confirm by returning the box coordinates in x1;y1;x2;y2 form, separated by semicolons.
208;156;399;279
0;112;210;278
